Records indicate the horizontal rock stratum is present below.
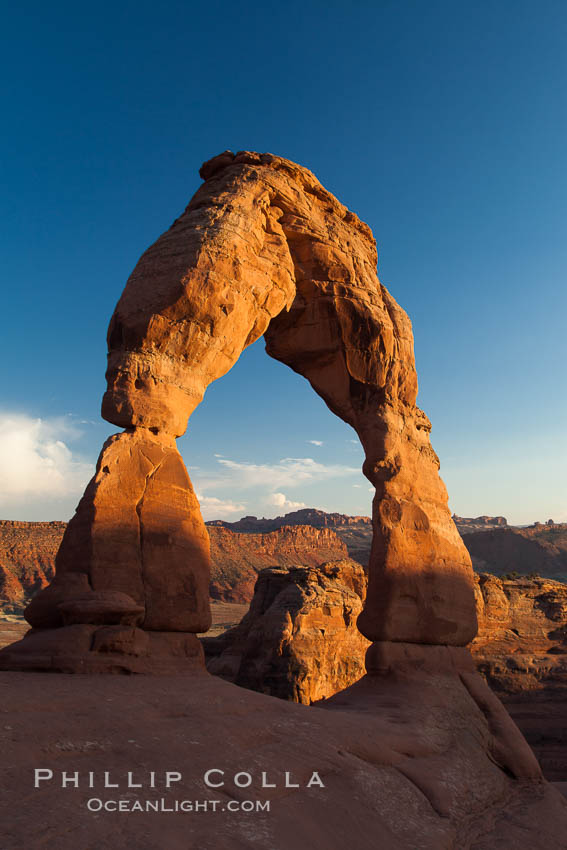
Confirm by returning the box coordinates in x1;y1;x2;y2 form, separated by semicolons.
208;524;348;602
472;573;567;693
0;520;348;609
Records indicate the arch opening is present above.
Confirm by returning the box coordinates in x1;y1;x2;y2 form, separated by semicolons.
1;151;477;674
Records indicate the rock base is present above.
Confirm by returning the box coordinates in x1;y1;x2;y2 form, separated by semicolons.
360;641;542;781
0;625;204;674
2;668;566;848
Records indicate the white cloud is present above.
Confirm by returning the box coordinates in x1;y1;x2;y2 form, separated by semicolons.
0;413;93;509
267;492;306;511
211;457;359;490
307;440;323;446
195;493;246;520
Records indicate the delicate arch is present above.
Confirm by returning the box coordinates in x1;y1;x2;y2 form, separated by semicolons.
5;151;477;673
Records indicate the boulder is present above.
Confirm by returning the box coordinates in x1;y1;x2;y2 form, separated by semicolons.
205;559;371;703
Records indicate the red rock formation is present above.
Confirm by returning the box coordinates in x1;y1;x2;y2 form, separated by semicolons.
208;524;348;602
205;560;370;702
0;519;347;611
1;150;476;669
0;150;478;675
0;153;560;841
207;508;372;532
3;668;566;850
102;150;476;645
453;514;508;533
2;432;210;672
472;573;567;693
465;526;567;580
26;430;211;634
0;521;64;612
471;574;567;782
206;565;567;788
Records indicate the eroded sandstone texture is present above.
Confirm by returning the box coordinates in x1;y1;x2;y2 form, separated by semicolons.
0;150;477;673
208;524;348;602
205;559;371;702
0;521;64;613
472;573;567;694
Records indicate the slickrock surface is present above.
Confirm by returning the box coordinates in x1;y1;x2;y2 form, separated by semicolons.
2;668;566;850
208;524;348;602
205;560;370;702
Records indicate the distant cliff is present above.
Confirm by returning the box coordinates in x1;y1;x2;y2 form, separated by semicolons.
465;524;567;581
3;514;567;613
0;521;65;613
471;572;567;780
207;509;373;567
471;573;567;693
452;514;508;534
207;508;372;532
0;520;348;610
208;525;349;602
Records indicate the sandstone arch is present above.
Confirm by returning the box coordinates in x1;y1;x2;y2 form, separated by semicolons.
0;151;477;672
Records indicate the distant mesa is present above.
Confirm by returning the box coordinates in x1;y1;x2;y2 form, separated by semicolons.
465;523;567;583
472;572;567;695
452;514;508;533
208;524;348;602
206;508;372;532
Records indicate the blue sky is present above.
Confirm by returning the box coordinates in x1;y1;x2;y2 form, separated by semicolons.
1;0;565;524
